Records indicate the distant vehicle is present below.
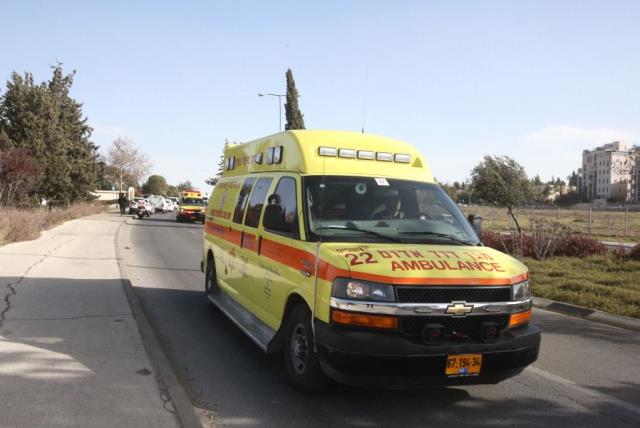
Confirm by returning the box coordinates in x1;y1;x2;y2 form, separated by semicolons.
177;190;205;223
163;198;176;212
136;199;153;219
147;195;167;213
129;197;144;214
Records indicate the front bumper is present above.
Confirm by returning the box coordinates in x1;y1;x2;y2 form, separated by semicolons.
177;211;204;221
314;320;540;388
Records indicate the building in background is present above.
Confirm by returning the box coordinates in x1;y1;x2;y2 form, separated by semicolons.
633;146;640;202
578;141;638;202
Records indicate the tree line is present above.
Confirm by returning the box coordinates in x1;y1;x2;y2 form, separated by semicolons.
440;157;583;209
0;65;199;206
98;137;197;198
0;65;99;206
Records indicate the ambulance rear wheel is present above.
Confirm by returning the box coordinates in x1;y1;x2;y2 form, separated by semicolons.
205;256;218;297
283;305;329;393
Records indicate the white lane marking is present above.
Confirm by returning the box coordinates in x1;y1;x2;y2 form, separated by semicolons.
527;365;640;416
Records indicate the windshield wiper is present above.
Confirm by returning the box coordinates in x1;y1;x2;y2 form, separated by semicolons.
398;231;475;246
314;226;404;243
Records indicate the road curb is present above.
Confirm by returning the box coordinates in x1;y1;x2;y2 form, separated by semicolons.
533;297;640;333
114;221;203;428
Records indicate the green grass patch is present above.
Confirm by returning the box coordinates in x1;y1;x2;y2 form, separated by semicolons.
525;254;640;318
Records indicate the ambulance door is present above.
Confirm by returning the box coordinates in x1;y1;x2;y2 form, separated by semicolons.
205;177;243;295
258;175;313;329
239;176;274;321
226;176;256;309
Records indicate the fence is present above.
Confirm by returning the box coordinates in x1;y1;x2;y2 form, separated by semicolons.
460;205;640;242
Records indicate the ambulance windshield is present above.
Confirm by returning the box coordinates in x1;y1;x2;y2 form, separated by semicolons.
303;176;479;245
182;198;204;205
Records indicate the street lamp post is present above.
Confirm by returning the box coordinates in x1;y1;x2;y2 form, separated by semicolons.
258;93;285;132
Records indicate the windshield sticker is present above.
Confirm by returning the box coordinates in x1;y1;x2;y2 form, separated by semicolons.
374;178;389;186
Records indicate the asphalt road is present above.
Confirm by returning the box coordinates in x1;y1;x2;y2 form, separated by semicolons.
120;213;640;428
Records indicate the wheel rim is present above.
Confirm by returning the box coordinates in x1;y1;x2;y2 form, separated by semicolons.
290;323;309;375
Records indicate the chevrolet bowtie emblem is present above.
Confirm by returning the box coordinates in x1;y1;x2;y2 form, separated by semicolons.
446;302;473;317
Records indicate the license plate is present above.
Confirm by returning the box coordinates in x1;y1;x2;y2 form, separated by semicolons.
446;353;482;377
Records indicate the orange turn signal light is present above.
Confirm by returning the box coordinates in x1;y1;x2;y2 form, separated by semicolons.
509;309;532;327
331;310;398;329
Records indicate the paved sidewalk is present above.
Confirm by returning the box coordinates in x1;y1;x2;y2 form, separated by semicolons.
0;213;178;428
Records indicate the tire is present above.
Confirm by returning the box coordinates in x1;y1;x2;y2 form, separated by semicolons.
282;305;329;393
204;255;218;296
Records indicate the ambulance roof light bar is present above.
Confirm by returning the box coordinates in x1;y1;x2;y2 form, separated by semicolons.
394;153;411;163
357;150;375;160
318;147;337;156
376;152;393;162
338;148;356;158
318;147;411;163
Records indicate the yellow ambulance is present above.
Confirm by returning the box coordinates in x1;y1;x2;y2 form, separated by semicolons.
202;130;540;391
177;190;206;223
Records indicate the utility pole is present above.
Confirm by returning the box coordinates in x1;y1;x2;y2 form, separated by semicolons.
258;93;285;132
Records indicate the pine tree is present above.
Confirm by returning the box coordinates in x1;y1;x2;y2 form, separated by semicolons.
0;65;99;205
284;69;305;130
48;65;99;202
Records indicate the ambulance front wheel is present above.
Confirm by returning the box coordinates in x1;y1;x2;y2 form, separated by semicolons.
283;305;329;393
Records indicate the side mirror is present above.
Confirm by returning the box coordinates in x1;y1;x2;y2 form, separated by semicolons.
467;214;482;235
263;204;285;230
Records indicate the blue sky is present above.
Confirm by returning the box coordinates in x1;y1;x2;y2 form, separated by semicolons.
2;0;639;192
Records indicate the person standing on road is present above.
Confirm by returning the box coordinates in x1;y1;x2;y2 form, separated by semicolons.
117;193;128;216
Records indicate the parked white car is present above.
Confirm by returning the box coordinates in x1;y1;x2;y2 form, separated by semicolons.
163;199;176;212
146;195;166;213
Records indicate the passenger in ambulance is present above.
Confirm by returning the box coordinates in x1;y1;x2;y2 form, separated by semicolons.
268;194;281;206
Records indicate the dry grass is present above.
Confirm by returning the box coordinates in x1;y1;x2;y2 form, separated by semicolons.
526;254;640;318
462;205;640;242
0;203;105;246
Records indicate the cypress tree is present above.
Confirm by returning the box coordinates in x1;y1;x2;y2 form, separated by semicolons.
206;139;230;186
284;69;305;130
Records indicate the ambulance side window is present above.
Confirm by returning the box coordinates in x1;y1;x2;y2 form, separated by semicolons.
244;177;273;228
233;177;256;224
264;177;299;238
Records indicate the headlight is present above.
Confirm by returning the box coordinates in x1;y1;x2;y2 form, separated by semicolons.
512;280;531;300
332;278;395;302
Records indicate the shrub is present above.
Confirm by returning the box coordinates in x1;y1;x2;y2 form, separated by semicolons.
556;234;606;258
0;203;104;246
480;231;533;258
482;229;606;260
628;244;640;261
529;217;569;261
